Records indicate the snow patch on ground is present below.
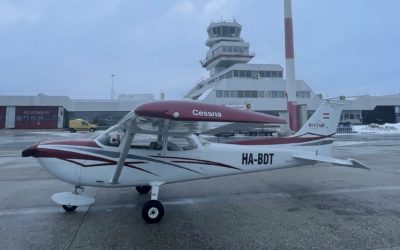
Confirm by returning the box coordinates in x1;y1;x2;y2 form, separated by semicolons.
333;141;365;147
353;123;400;134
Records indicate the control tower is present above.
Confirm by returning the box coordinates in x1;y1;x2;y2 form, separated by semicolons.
201;21;254;77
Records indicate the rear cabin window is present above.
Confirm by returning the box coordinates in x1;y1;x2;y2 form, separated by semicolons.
167;136;197;151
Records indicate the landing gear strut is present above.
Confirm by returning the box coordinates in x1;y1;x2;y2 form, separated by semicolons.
52;186;95;212
141;184;164;223
136;185;151;194
61;186;83;212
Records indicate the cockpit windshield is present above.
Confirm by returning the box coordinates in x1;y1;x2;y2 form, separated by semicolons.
196;135;211;146
96;125;125;147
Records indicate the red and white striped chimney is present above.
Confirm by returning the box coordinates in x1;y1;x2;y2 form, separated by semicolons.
284;0;298;131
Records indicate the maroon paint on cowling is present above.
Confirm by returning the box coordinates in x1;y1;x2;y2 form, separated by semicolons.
21;143;40;157
285;18;294;59
226;134;332;146
33;147;113;162
135;100;286;124
0;106;6;129
41;140;101;148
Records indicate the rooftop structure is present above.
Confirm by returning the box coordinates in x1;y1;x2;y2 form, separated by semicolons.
201;21;254;77
186;20;321;122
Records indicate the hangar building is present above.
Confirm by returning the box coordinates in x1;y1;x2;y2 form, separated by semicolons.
0;94;153;129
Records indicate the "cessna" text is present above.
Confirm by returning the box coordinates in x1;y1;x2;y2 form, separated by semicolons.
192;110;222;117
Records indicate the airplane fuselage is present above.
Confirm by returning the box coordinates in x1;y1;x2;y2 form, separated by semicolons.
30;135;313;188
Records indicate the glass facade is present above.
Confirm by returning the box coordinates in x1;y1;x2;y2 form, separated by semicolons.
216;90;286;98
215;90;311;99
195;69;283;91
209;26;240;38
296;91;311;98
201;69;283;88
340;110;362;121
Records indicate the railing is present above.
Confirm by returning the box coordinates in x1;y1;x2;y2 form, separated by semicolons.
337;127;354;134
206;51;255;61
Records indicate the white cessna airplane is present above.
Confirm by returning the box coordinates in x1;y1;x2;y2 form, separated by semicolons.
22;100;367;223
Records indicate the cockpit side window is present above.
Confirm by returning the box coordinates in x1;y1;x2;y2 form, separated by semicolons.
131;134;161;150
167;136;197;151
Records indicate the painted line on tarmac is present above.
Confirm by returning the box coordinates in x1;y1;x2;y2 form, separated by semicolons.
344;146;400;156
164;192;291;206
3;185;400;216
315;185;400;195
163;185;400;205
0;206;89;216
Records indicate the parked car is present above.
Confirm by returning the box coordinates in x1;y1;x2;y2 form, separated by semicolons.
245;127;275;136
69;119;97;132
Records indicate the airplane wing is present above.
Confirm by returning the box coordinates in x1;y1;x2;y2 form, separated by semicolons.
134;100;286;123
121;100;286;134
293;154;369;170
110;100;287;184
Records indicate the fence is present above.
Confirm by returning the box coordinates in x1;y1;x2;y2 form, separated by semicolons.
337;126;354;134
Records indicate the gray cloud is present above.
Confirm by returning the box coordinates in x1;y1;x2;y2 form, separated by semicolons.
0;0;398;99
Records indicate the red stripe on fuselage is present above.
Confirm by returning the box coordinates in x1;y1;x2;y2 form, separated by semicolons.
226;135;332;146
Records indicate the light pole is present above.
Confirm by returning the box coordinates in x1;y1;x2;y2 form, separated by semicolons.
110;74;115;100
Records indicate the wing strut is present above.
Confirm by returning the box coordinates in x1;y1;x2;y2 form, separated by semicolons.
161;120;170;152
110;120;136;184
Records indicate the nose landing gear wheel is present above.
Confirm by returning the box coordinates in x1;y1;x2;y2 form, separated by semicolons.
62;205;78;212
136;185;151;194
142;200;164;223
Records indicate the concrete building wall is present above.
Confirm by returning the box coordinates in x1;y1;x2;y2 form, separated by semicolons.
57;107;64;129
203;78;322;111
5;106;15;128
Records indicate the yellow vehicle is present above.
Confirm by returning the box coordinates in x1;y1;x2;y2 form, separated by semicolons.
69;119;97;132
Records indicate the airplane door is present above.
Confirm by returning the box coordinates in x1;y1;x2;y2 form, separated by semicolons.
129;134;164;177
164;136;208;175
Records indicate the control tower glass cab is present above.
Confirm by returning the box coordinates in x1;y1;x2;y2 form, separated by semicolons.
202;21;254;77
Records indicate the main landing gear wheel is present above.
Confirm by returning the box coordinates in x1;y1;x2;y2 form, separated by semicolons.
62;205;78;212
142;200;164;224
136;185;151;194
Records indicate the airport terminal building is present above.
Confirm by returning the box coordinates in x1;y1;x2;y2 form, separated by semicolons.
185;21;400;125
1;21;400;130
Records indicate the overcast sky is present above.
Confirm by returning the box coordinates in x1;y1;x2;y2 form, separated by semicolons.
0;0;399;100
